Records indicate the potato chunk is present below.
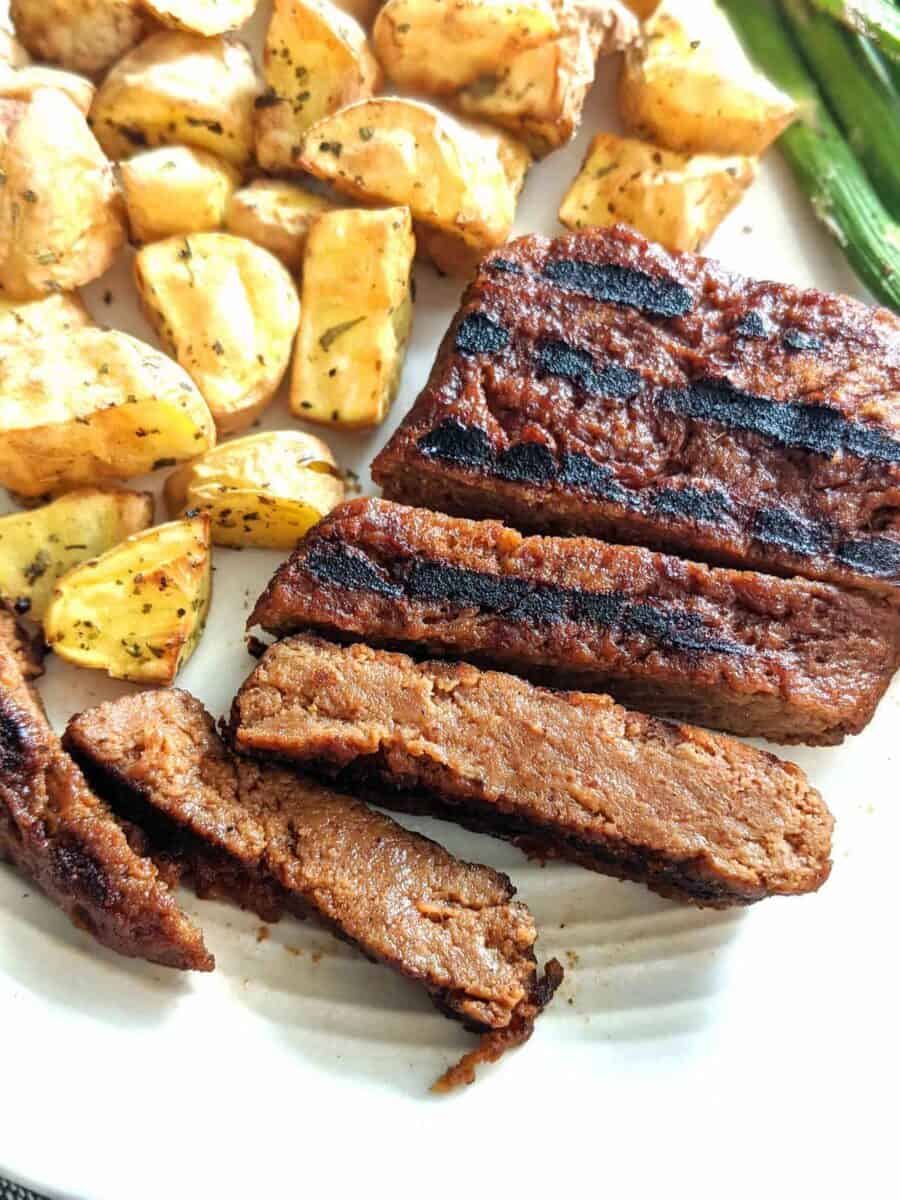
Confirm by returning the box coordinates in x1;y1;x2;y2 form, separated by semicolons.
90;32;260;167
0;65;95;115
0;290;91;342
0;88;125;300
0;488;153;620
10;0;146;77
619;5;797;155
224;180;333;271
0;328;216;498
134;232;301;435
256;0;381;173
142;0;259;35
559;133;757;252
120;146;239;244
44;513;211;685
298;99;523;257
292;206;414;428
165;431;346;549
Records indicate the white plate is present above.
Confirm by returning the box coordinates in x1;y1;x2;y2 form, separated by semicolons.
1;5;896;1198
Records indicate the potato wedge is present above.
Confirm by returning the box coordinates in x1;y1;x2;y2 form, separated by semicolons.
256;0;381;173
120;146;240;244
619;5;797;155
0;328;216;498
0;28;30;69
90;32;260;167
10;0;146;78
134;233;301;435
559;133;757;252
0;88;126;300
292;206;413;428
299;99;521;255
0;488;153;621
0;65;95;115
142;0;258;35
0;290;91;342
43;513;211;685
165;431;345;549
224;180;333;271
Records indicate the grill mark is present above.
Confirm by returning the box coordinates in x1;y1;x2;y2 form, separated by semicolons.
305;544;748;658
541;258;694;319
455;312;510;355
735;311;771;339
537;339;642;398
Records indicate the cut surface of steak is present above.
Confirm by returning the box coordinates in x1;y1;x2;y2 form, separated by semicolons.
249;498;900;745
372;225;900;595
0;612;213;972
230;635;834;909
65;689;561;1086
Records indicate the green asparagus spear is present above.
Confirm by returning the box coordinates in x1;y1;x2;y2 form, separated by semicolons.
781;0;900;220
807;0;900;61
718;0;900;311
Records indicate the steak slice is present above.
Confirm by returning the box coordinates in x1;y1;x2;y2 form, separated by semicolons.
0;612;213;972
372;225;900;596
65;689;562;1088
230;635;834;909
248;498;900;745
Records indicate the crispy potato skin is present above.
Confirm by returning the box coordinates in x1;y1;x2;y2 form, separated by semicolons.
89;32;261;167
256;0;381;173
0;327;216;497
0;65;96;115
292;206;414;429
0;290;91;341
0;88;125;300
10;0;147;78
224;180;333;271
134;232;301;435
142;0;258;36
559;133;757;252
120;145;240;243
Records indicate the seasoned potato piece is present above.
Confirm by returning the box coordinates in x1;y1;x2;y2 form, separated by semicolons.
0;328;216;498
299;99;522;255
292;207;413;428
44;513;211;685
256;0;381;173
120;146;239;244
165;431;345;549
10;0;146;78
90;32;260;167
559;133;757;252
619;5;797;155
134;233;301;435
142;0;258;35
0;291;91;342
0;88;125;300
0;488;153;621
224;180;332;271
0;65;95;115
0;28;31;69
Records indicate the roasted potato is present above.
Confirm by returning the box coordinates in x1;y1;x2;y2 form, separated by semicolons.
165;431;345;549
43;513;211;685
90;32;261;167
0;328;216;498
120;146;240;244
224;180;333;271
134;233;301;435
0;488;153;621
576;0;638;53
0;65;95;115
299;99;522;257
621;0;657;16
142;0;258;35
9;0;146;78
292;206;413;428
0;28;30;69
0;290;91;342
0;88;125;300
256;0;381;173
619;5;797;156
559;133;757;252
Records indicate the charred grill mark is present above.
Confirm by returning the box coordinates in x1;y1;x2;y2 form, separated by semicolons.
51;842;115;909
750;507;828;558
454;312;510;355
651;487;733;524
536;340;642;399
541;258;694;319
494;442;555;484
488;259;523;275
735;311;771;339
305;545;401;598
835;536;900;577
783;330;825;353
418;419;493;467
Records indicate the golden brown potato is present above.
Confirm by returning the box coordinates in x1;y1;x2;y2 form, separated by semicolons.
0;290;91;342
621;0;657;16
299;99;522;258
558;132;757;252
120;145;240;243
43;513;211;685
165;431;346;549
0;28;31;69
256;0;381;173
224;179;333;271
0;488;154;621
0;64;95;114
619;5;797;155
0;328;216;498
0;88;125;301
90;32;261;167
10;0;147;78
134;232;301;435
142;0;259;35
